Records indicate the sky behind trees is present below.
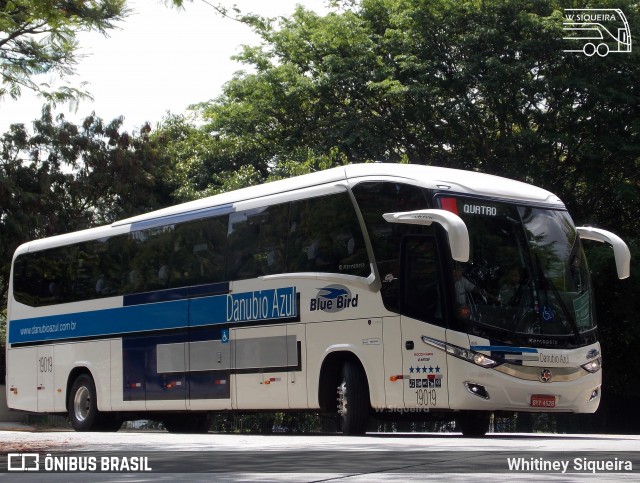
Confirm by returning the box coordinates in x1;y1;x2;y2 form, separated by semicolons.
0;0;328;133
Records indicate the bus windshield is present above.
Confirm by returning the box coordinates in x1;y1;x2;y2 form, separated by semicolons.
440;196;594;345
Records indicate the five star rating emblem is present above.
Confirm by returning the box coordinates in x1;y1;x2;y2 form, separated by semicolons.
409;365;440;374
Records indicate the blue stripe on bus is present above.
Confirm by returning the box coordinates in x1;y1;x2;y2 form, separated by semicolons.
471;345;538;354
129;203;234;231
9;286;298;345
10;300;189;344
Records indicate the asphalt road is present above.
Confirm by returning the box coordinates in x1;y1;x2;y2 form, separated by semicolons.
1;428;639;481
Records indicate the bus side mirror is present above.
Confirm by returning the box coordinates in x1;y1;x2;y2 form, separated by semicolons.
383;209;470;262
577;227;631;279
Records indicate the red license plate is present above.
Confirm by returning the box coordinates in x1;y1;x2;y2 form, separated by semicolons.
531;395;556;408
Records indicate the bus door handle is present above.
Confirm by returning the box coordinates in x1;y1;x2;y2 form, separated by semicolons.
405;341;414;350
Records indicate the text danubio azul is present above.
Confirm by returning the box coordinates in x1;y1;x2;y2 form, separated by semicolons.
226;287;297;323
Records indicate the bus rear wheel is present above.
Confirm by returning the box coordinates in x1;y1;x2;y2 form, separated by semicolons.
456;410;491;437
68;373;110;431
336;361;369;435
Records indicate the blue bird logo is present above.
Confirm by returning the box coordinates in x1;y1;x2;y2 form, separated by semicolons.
318;287;349;300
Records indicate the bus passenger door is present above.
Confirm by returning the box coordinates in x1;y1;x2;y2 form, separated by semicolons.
399;236;450;410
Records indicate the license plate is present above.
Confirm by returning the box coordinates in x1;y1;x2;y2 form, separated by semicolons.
531;395;556;408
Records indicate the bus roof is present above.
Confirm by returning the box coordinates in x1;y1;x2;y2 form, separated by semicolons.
15;163;563;255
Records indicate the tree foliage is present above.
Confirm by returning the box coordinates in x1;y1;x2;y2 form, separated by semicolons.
159;0;639;242
0;0;129;102
0;107;175;306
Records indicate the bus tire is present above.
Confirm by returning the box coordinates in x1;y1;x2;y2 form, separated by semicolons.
456;410;491;437
68;373;101;431
336;361;369;435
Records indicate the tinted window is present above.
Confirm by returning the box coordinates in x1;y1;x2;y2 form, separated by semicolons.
13;246;76;306
401;236;445;324
227;204;289;280
12;192;369;307
127;225;175;293
171;216;228;287
288;193;369;277
13;254;40;306
352;182;432;311
76;238;124;299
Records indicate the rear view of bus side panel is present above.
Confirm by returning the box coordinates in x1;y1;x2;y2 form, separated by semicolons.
6;347;38;412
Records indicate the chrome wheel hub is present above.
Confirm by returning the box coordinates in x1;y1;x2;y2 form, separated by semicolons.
73;386;90;422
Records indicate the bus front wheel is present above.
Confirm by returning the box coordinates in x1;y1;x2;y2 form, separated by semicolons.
456;410;491;437
336;361;369;435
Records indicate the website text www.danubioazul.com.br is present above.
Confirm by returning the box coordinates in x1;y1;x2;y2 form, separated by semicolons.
507;457;632;474
20;321;77;336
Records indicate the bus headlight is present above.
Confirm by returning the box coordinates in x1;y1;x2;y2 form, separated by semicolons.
472;353;496;368
581;357;602;373
421;336;499;368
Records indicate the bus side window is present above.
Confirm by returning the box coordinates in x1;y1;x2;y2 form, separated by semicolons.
227;204;288;280
13;254;40;306
126;225;175;293
288;193;368;276
75;241;103;300
39;246;75;305
183;215;228;285
352;181;431;312
256;204;288;276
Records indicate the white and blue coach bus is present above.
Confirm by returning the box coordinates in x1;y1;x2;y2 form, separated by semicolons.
5;164;630;436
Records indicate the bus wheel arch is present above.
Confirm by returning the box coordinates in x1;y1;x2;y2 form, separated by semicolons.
318;351;370;435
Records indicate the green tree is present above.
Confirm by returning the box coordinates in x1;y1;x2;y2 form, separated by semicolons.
0;0;128;102
0;106;175;312
165;0;639;240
